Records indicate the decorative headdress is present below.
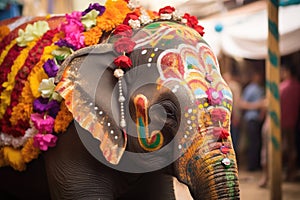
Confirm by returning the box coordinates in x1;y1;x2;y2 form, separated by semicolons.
0;0;205;170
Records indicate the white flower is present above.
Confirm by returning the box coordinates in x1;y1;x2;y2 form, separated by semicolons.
81;9;99;30
16;21;50;47
172;10;183;20
52;91;63;102
139;14;152;25
38;78;56;98
128;19;141;29
160;13;172;20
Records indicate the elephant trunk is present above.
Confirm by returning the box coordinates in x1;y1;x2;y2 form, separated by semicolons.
175;128;240;200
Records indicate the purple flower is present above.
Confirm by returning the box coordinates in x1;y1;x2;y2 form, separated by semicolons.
31;113;55;134
82;3;106;16
33;97;49;113
47;100;60;118
43;59;59;77
206;88;223;106
33;98;60;117
33;133;57;151
55;39;77;50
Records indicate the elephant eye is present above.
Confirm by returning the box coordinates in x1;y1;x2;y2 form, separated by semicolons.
149;100;178;128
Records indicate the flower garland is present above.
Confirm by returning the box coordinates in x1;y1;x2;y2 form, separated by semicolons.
0;0;206;171
0;25;10;42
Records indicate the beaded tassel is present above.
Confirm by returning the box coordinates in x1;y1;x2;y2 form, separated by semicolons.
114;68;126;128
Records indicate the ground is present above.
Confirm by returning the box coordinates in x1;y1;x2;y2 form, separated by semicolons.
239;168;300;200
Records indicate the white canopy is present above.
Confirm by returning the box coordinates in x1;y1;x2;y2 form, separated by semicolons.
199;1;300;59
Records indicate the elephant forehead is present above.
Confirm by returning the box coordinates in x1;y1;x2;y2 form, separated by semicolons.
133;21;204;49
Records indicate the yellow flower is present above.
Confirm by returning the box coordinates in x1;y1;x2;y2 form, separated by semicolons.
0;148;8;167
3;146;26;171
21;138;40;163
28;66;48;98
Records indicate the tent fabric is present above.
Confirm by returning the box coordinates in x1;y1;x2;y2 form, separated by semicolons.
200;2;300;59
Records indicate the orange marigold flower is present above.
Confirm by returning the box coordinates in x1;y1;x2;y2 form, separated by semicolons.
0;25;10;42
21;138;40;163
54;101;73;133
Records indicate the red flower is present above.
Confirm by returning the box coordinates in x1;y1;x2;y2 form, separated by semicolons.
114;37;136;53
158;6;175;15
194;25;205;36
213;127;229;139
113;24;133;37
114;55;132;69
123;12;139;25
211;108;227;123
183;13;199;27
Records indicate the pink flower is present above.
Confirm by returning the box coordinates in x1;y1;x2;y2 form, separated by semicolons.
211;108;227;123
65;32;85;50
206;88;223;106
66;11;82;22
30;113;55;134
59;11;84;38
33;133;57;151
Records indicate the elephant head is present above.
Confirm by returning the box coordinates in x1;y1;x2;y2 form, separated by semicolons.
56;20;240;199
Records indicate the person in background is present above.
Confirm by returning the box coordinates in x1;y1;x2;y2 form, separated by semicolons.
242;70;265;171
280;62;300;181
0;0;22;20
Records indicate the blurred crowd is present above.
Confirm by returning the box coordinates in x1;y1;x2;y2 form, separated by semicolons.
222;54;300;187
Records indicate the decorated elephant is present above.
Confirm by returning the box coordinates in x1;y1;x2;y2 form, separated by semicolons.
0;0;239;199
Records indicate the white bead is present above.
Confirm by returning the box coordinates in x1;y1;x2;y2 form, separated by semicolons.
114;135;118;140
120;119;126;128
110;130;114;134
94;107;98;110
178;144;182;149
107;122;111;127
99;111;103;115
114;69;124;78
119;96;125;102
89;102;93;106
141;49;147;55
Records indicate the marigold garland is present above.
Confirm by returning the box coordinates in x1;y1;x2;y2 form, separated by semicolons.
21;138;40;163
54;100;73;133
84;0;130;46
0;40;16;66
0;41;36;118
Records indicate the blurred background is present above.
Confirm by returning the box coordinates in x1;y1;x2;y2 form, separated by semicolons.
1;0;300;199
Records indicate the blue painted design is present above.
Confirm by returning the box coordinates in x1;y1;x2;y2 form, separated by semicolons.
222;89;233;99
194;88;206;96
268;19;279;41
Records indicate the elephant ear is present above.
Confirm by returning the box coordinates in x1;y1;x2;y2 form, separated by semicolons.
55;44;127;165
